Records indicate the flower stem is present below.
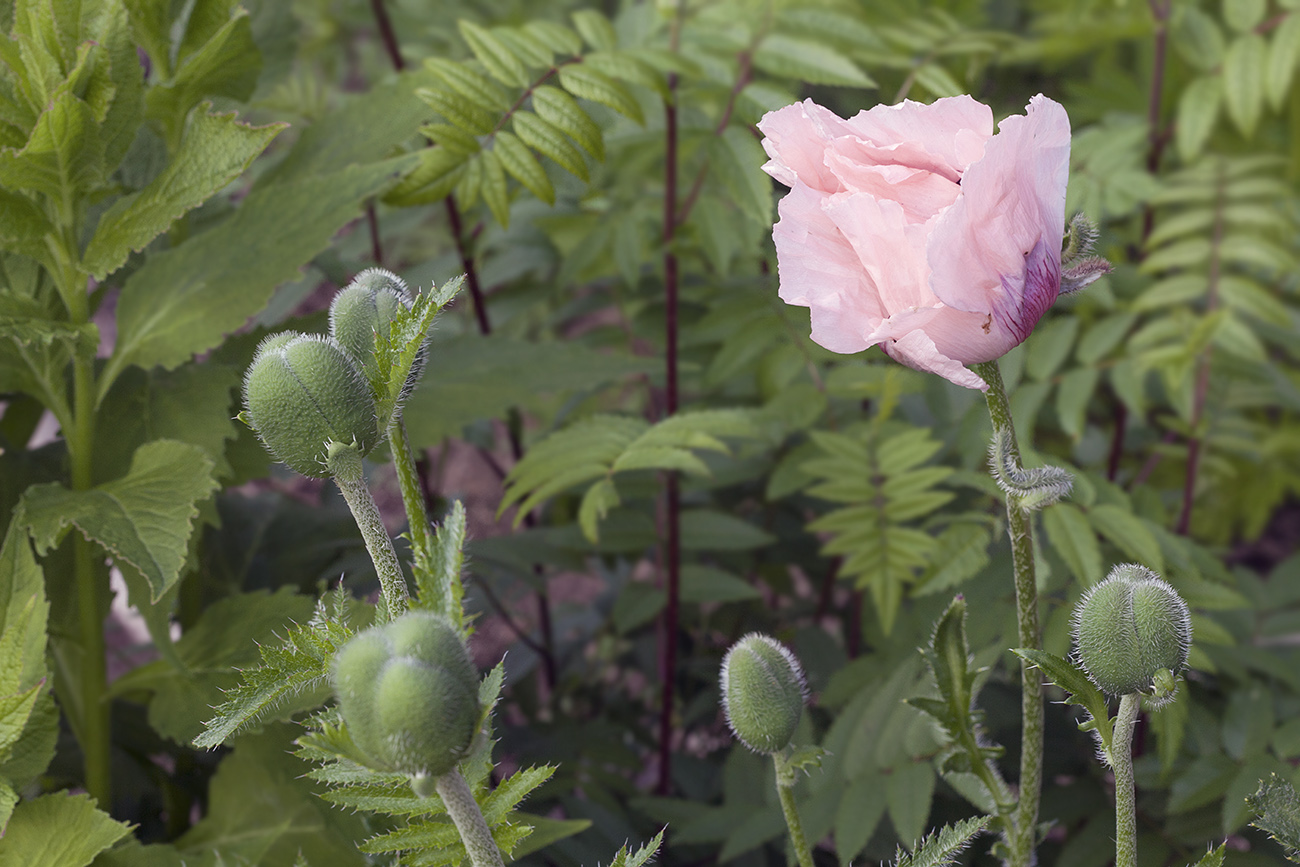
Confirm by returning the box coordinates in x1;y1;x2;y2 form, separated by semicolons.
773;751;815;867
1112;693;1142;867
388;418;434;579
329;446;409;622
435;768;505;867
970;359;1042;867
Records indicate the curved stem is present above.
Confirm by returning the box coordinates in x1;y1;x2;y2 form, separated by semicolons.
774;751;815;867
970;360;1042;867
1112;694;1142;867
435;768;505;867
330;447;409;622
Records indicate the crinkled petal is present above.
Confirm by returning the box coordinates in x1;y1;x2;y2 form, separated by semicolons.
758;100;854;193
880;326;989;390
823;149;961;223
843;95;994;179
772;182;886;353
927;94;1071;333
822;192;934;312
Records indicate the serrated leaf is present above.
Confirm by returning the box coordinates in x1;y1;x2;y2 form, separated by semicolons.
559;64;643;123
109;157;409;378
417;86;496;136
1012;648;1113;757
1223;34;1266;137
752;34;875;88
145;8;262;150
458;20;530;87
83;109;284;280
387;146;471;207
478;148;510;226
413;500;468;628
532;85;603;160
0;792;130;866
525;20;583;57
1269;14;1300;109
611;830;665;867
0;90;101;204
20;440;218;602
892;816;989;867
513;110;588;181
1248;774;1300;861
493;130;554;204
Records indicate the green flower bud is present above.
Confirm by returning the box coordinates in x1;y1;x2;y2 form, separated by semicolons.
1071;564;1192;704
328;268;426;388
721;634;808;754
332;611;481;780
242;333;380;477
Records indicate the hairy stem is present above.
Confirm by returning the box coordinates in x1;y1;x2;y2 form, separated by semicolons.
435;768;505;867
330;447;409;622
970;360;1042;867
774;751;815;867
1112;693;1142;867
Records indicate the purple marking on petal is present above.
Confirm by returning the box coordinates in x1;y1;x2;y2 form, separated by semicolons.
994;235;1060;344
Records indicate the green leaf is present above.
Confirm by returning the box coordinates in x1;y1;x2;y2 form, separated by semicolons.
710;126;772;228
1012;648;1114;756
912;524;991;597
424;57;510;112
558;64;643;123
571;9;618;51
1055;367;1099;439
479;148;510;226
610;830;665;867
513;110;589;181
109;157;410;379
458;20;529;87
113;588;318;745
1223;0;1266;32
1042;502;1103;585
179;725;368;866
1087;504;1165;572
85;109;284;279
1223;34;1266;137
1248;774;1300;861
887;761;934;845
680;565;759;604
0;187;50;252
1176;76;1223;162
0;90;101;204
0;792;131;866
1268;14;1300;109
385;146;471;207
20;440;219;602
681;509;774;551
145;8;262;149
1189;843;1228;867
752;34;875;88
493;130;554;204
413;500;468;628
532;84;604;160
403;335;656;447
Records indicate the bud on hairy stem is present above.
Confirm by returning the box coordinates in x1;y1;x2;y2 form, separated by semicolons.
721;635;815;867
1071;564;1192;867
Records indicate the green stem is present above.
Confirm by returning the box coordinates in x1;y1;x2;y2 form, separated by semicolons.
1112;693;1141;867
329;445;409;622
388;418;434;577
971;359;1042;867
773;751;815;867
434;768;505;867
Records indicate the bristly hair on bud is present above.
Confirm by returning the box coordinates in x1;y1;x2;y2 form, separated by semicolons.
720;634;808;754
987;427;1073;511
1059;213;1111;294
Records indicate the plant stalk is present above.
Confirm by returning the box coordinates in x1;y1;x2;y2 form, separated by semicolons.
435;768;505;867
774;751;815;867
329;446;409;622
1112;693;1142;867
970;359;1042;867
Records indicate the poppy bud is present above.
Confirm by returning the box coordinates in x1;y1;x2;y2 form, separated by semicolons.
721;634;808;754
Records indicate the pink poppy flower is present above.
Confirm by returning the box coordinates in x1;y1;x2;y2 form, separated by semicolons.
759;94;1072;390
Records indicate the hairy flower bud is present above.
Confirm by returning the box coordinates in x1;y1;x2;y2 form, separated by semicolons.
721;634;808;754
1072;564;1192;703
329;268;426;388
332;611;481;780
242;333;379;477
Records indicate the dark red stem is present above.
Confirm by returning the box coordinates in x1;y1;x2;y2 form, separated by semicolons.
370;0;406;71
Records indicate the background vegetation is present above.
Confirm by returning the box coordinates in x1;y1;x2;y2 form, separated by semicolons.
0;0;1298;865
